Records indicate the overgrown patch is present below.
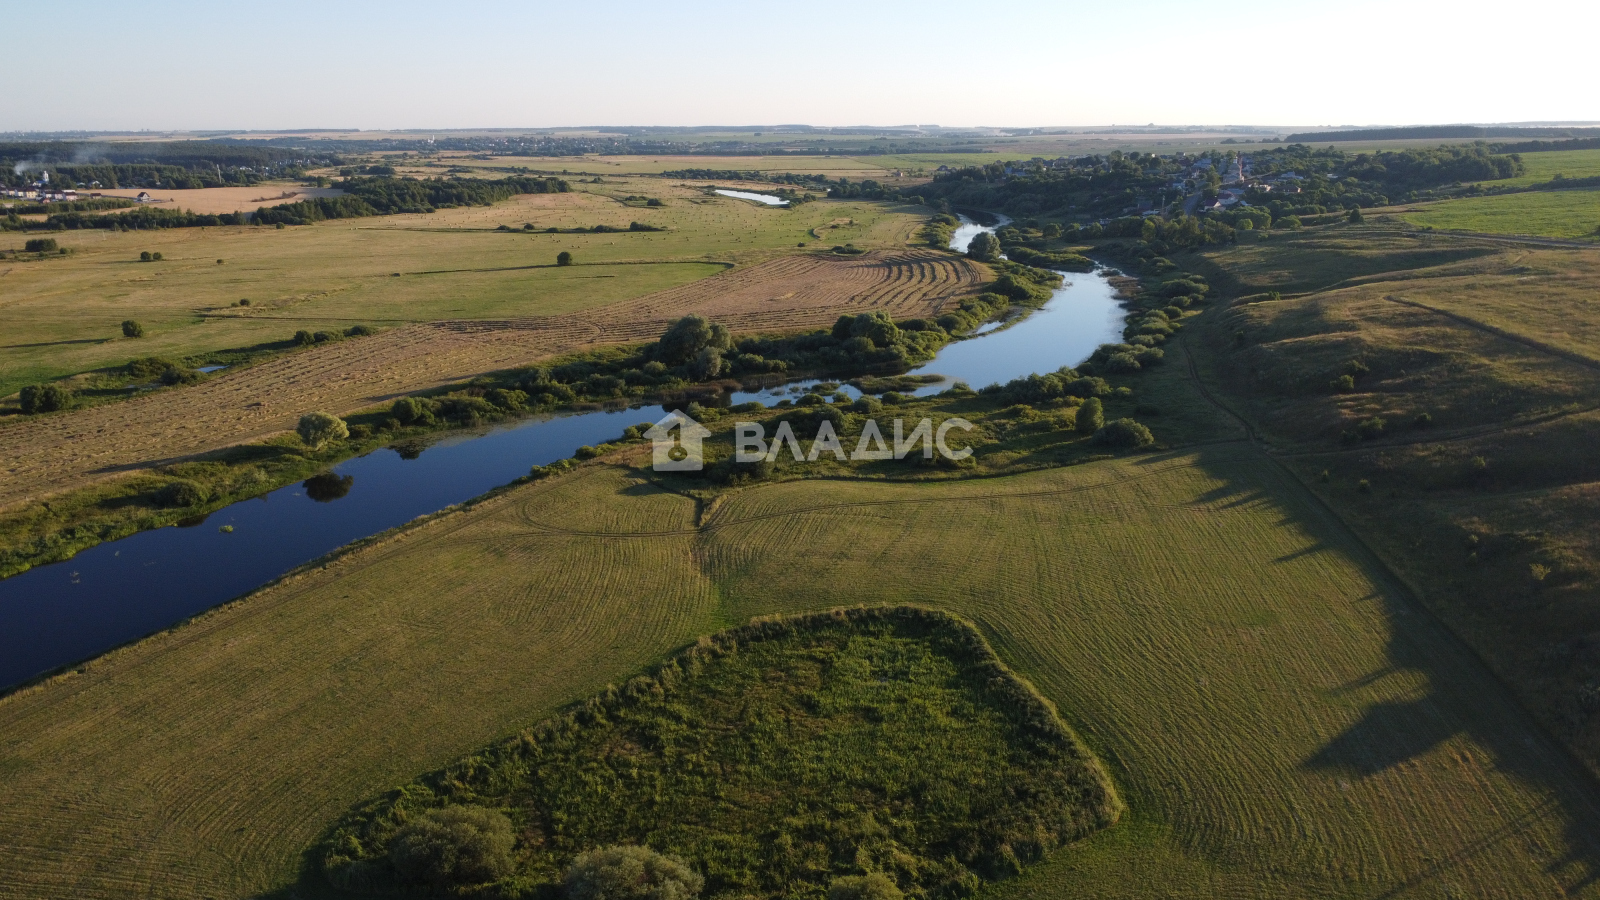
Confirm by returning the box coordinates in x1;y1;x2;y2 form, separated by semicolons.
319;607;1120;899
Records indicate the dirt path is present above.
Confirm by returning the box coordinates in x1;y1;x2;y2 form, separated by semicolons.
0;251;982;511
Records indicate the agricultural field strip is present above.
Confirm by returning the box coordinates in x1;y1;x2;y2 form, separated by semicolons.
499;456;1232;539
0;251;981;512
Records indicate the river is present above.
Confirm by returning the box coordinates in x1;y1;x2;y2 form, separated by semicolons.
0;212;1125;689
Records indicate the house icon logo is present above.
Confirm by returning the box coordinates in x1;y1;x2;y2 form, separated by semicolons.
645;410;711;472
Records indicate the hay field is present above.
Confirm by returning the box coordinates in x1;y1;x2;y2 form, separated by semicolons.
0;180;923;395
1;448;1595;898
1401;188;1600;240
88;184;348;214
0;249;982;511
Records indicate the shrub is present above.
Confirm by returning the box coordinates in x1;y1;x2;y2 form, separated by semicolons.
1356;416;1386;440
313;330;343;343
485;388;528;410
140;250;152;261
388;806;515;888
557;251;573;266
1414;412;1433;427
345;324;375;337
828;874;904;900
565;845;704;900
121;320;144;338
19;383;71;414
1331;374;1355;393
1347;206;1364;224
156;479;208;508
294;330;315;346
391;396;434;425
127;357;177;379
24;237;57;253
1095;418;1154;448
297;412;349;449
575;445;601;459
1075;397;1104;433
160;365;200;386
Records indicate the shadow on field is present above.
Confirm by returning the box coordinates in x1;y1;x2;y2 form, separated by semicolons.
1188;445;1600;892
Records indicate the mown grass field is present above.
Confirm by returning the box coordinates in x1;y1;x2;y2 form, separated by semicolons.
2;444;1597;899
0;180;923;397
1193;223;1600;793
1400;188;1600;240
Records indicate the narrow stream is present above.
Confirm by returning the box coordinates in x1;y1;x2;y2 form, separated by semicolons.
0;214;1126;689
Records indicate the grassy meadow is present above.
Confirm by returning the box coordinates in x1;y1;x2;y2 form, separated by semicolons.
0;181;924;398
1;442;1597;898
1400;188;1600;240
1193;221;1600;790
1486;148;1600;186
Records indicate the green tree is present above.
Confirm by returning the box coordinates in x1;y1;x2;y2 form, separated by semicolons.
658;314;729;365
966;231;1002;262
388;806;515;888
121;320;144;338
691;346;723;380
24;237;57;253
297;412;349;449
140;250;152;261
1075;396;1104;432
1347;206;1364;224
557;250;573;266
565;845;704;900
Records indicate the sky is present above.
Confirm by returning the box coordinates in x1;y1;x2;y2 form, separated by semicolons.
5;0;1595;132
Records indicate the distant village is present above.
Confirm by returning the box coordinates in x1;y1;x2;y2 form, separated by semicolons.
1;171;156;204
935;150;1309;220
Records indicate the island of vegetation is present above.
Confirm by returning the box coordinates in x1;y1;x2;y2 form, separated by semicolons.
319;606;1121;899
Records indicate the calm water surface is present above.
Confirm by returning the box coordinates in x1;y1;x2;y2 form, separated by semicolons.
713;189;788;206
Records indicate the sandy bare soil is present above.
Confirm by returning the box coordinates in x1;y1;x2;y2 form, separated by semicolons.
0;250;983;510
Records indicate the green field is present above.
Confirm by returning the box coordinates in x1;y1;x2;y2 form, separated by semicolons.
1194;224;1600;794
1487;148;1600;186
0;182;924;397
1400;188;1600;240
2;442;1596;898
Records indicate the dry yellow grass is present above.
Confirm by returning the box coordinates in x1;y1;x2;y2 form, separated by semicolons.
88;184;348;214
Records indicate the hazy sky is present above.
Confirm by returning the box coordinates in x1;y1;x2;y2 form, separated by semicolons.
6;0;1594;132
